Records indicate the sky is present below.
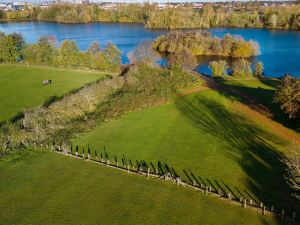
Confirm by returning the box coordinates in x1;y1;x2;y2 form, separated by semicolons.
0;0;294;3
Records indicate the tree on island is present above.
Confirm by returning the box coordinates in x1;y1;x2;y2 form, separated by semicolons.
153;31;259;58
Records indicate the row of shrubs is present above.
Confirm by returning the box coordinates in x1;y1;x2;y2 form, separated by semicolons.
209;59;264;78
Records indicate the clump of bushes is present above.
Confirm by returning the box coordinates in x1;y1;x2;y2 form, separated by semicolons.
208;60;228;77
208;59;264;79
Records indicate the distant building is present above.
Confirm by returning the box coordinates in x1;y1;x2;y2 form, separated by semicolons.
12;2;25;11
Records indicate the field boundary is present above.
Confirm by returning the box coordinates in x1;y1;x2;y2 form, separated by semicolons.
27;142;298;223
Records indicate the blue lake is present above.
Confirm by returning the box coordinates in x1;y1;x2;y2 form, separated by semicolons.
0;22;299;77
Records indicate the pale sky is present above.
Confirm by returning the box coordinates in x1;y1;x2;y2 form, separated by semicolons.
0;0;293;3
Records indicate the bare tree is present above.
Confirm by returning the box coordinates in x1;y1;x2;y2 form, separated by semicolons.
168;47;197;70
127;40;159;65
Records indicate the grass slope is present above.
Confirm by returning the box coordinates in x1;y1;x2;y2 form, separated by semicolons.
0;150;284;225
0;65;108;122
73;90;297;213
214;78;299;133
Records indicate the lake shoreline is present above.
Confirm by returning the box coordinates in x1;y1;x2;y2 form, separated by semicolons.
1;20;300;31
1;22;299;77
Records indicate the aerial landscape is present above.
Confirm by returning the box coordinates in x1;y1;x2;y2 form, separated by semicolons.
0;0;299;224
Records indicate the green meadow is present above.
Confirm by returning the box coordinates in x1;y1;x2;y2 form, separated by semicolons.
73;89;296;212
0;150;285;225
0;66;298;224
0;65;108;122
214;78;299;132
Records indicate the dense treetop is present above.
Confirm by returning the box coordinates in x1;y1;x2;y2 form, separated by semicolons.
152;31;260;58
0;3;299;30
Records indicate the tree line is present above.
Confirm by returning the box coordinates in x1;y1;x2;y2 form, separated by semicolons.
0;32;121;72
208;59;264;78
0;3;299;30
146;4;300;30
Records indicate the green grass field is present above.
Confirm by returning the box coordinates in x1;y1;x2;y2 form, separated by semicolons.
0;149;285;225
73;89;297;212
0;68;298;224
0;65;108;122
214;78;299;132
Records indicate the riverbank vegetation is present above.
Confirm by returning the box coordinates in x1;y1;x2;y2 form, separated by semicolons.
146;4;300;30
209;59;264;78
153;31;259;58
0;63;197;156
0;3;299;30
0;32;121;72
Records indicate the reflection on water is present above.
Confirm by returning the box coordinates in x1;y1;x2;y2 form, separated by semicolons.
0;22;299;77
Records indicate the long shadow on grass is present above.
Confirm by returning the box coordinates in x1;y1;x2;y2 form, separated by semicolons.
175;94;299;216
211;78;300;133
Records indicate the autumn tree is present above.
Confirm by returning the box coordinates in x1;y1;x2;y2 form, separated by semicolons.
0;33;25;63
58;40;81;68
274;75;300;119
209;60;228;77
103;41;121;72
127;40;159;65
254;61;264;77
232;59;252;78
168;47;197;70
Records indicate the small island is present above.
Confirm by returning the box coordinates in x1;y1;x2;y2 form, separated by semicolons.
153;31;259;58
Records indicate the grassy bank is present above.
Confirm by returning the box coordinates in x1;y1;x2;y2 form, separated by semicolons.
213;78;300;133
72;89;298;212
0;149;287;225
0;65;108;122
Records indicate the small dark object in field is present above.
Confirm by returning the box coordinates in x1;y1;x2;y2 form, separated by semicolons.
42;80;52;85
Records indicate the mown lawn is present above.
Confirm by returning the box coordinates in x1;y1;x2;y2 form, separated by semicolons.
0;150;285;225
73;90;298;214
0;64;108;122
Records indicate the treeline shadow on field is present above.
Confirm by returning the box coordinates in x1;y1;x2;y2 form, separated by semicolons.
210;77;300;132
174;94;299;216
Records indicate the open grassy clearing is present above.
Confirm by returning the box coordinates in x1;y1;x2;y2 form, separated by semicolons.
213;78;300;133
73;89;298;213
0;149;288;225
0;64;109;122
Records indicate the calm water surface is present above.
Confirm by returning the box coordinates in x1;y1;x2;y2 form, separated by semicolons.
0;22;299;77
